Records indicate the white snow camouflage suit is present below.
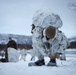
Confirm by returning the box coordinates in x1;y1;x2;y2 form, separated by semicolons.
31;9;69;60
31;26;69;59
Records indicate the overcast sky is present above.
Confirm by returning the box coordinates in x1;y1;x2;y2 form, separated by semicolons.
0;0;76;38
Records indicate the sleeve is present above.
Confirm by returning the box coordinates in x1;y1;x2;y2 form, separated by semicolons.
57;32;69;54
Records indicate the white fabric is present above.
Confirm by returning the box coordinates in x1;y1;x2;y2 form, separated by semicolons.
31;9;68;59
32;9;63;28
32;26;46;57
20;49;27;61
8;48;19;62
32;26;69;57
45;30;69;56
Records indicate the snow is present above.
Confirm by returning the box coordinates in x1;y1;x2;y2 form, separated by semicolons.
0;49;76;75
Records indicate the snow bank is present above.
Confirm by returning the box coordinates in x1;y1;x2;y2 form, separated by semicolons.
0;52;76;75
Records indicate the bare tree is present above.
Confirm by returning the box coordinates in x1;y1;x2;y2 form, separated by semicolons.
68;2;76;13
68;2;76;28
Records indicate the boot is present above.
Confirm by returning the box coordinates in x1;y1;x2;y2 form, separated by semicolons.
35;59;45;66
47;59;57;66
28;59;45;66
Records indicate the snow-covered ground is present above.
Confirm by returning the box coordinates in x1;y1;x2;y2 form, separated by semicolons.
0;49;76;75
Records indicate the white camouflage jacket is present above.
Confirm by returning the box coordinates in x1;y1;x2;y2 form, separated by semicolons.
43;29;69;56
31;26;69;57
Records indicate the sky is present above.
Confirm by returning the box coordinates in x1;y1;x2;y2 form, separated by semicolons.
0;0;76;38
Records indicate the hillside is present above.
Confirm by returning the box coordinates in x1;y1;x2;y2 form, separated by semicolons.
0;34;32;50
0;34;32;45
0;34;76;50
68;37;76;49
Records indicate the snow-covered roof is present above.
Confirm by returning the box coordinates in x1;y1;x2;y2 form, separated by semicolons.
32;9;63;28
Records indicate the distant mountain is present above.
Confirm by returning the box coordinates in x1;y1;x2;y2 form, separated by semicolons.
0;34;76;49
0;34;32;45
68;37;76;42
68;37;76;49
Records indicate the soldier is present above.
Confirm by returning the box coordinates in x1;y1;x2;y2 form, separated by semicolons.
6;37;17;49
28;9;69;66
5;37;17;62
